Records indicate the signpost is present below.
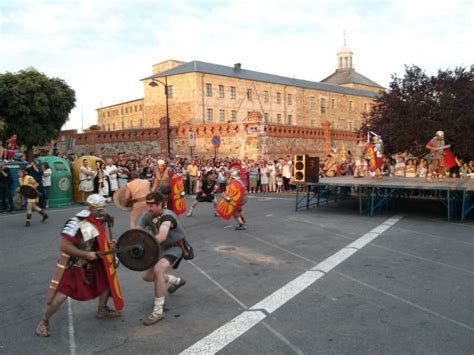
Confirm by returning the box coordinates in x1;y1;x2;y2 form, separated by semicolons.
188;131;196;157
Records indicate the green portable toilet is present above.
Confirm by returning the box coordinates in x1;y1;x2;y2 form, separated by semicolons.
37;156;73;208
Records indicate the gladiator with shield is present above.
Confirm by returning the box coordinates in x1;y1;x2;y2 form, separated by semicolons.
35;194;122;337
136;191;192;326
216;168;248;230
114;170;151;228
18;168;48;226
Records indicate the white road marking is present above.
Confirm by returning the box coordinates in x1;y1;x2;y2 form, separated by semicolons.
67;298;77;355
188;262;305;354
181;311;266;355
181;215;403;354
224;225;234;229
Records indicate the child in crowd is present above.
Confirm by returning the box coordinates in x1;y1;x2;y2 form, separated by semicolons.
276;175;283;193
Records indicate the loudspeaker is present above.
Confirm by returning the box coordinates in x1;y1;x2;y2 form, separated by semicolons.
293;155;319;183
305;156;319;183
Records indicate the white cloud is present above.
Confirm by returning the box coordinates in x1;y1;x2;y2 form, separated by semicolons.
1;0;472;131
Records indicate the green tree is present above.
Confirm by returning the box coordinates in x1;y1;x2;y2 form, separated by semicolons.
0;67;76;158
361;65;474;159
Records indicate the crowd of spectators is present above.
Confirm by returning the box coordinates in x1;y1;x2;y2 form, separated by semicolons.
322;150;474;179
72;153;299;198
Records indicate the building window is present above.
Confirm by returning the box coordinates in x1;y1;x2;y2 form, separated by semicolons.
331;99;336;109
218;85;224;98
125;107;128;114
364;103;368;113
107;124;110;131
107;111;110;117
206;108;213;121
206;83;212;97
247;89;252;101
102;112;105;118
140;104;143;111
277;113;281;123
310;96;315;110
287;93;292;105
230;86;236;100
231;110;237;121
167;85;173;98
219;109;225;122
135;105;138;112
264;90;269;103
287;114;292;125
140;119;143;128
320;98;326;114
112;123;115;130
349;101;353;112
121;121;124;129
276;92;281;104
264;112;269;122
310;120;315;127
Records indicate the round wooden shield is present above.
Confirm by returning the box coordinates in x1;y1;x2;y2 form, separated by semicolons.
116;229;160;271
113;185;132;211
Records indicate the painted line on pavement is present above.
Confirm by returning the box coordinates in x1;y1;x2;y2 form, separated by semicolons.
67;298;77;355
181;214;403;354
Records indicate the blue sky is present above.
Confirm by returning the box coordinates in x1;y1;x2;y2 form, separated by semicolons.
1;0;473;131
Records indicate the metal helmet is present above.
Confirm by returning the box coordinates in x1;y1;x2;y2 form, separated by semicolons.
86;194;107;208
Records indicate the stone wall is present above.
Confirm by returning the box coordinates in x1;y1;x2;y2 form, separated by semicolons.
56;112;359;160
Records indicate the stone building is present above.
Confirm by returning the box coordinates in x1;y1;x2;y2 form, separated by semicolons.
75;45;383;159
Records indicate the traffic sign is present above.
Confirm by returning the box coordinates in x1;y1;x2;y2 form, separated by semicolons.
211;135;221;147
188;131;196;147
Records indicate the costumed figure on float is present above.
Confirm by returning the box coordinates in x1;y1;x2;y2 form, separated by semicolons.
425;130;456;182
367;132;384;179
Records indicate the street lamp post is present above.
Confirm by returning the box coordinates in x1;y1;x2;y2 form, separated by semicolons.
149;77;171;158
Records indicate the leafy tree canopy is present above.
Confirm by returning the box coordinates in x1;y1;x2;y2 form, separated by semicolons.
0;67;76;150
361;65;474;160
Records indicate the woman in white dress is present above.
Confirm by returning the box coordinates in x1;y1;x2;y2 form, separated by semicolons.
259;160;269;193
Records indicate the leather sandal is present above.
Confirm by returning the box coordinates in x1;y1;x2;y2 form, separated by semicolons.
96;306;121;319
143;311;164;326
168;278;186;294
35;320;50;337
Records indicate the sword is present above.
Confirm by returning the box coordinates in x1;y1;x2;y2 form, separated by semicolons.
96;244;145;258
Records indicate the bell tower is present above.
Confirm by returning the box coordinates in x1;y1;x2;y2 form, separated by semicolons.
337;32;353;70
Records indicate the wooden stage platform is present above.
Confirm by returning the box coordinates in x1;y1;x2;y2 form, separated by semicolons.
295;176;474;221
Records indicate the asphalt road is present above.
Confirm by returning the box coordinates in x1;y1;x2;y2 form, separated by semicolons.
0;193;473;355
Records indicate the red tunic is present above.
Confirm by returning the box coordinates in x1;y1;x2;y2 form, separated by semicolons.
56;215;109;301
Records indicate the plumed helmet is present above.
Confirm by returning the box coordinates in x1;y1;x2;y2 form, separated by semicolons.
436;130;444;137
157;159;165;166
230;169;240;178
86;194;107;208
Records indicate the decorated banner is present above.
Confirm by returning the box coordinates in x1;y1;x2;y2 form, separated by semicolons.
170;175;186;215
216;179;246;220
444;148;457;170
97;229;124;310
367;143;376;171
